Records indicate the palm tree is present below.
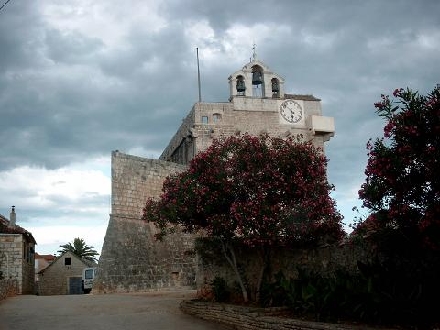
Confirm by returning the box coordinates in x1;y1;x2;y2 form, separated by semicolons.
58;237;99;262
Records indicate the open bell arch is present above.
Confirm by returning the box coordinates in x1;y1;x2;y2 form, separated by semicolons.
228;59;285;100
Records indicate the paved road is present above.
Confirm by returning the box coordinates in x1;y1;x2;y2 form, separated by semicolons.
0;290;229;330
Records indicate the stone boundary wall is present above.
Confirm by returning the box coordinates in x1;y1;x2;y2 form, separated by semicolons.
0;279;18;301
180;301;394;330
198;243;373;299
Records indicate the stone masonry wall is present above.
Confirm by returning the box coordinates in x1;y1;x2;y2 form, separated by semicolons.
160;99;327;165
180;301;391;330
0;280;18;301
95;151;197;293
0;234;35;294
111;151;186;218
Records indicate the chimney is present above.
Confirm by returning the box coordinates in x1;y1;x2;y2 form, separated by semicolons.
10;205;16;226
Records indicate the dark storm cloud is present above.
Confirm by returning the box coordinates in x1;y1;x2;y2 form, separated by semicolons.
0;5;199;170
0;0;438;254
1;0;439;218
44;29;104;64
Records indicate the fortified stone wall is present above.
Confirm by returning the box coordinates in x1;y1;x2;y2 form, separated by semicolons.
111;151;186;218
95;151;197;293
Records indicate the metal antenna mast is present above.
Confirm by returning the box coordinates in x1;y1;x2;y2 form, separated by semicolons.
0;0;13;13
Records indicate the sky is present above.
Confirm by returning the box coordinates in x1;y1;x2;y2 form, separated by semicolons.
0;0;439;257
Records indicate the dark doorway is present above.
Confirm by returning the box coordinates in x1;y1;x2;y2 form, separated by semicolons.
69;277;83;294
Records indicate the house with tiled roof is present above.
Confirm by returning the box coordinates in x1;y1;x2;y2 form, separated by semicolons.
0;206;36;294
37;250;95;295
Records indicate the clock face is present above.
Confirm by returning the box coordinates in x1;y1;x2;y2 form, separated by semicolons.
280;100;303;123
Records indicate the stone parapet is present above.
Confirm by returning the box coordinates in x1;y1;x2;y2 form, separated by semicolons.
180;300;394;330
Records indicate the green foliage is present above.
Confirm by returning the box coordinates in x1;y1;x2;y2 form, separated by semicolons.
262;263;439;325
260;261;440;327
260;269;351;321
194;237;225;265
58;237;99;262
211;277;229;302
353;259;440;327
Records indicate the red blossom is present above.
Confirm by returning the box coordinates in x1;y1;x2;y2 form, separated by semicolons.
355;86;440;250
143;134;344;246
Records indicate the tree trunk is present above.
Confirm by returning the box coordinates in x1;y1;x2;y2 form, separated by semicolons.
255;246;269;304
221;241;248;303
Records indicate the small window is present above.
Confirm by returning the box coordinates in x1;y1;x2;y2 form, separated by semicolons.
65;257;71;266
213;113;222;123
201;116;208;124
23;242;27;260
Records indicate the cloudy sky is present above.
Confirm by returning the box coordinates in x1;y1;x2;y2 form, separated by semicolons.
1;0;439;256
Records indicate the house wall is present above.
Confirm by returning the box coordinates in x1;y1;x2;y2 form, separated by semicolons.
35;257;51;282
38;252;87;295
0;234;35;294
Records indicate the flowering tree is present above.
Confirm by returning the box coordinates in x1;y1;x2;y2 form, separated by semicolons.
357;86;440;250
143;134;344;302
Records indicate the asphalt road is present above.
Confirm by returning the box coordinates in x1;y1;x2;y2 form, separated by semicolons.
0;290;229;330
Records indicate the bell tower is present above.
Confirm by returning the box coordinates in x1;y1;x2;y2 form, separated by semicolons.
228;51;285;101
161;54;335;164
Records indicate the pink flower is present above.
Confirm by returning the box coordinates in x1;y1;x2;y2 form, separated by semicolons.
393;88;403;97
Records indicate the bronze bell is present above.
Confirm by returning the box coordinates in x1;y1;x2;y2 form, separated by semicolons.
272;80;279;93
252;71;263;85
236;80;246;92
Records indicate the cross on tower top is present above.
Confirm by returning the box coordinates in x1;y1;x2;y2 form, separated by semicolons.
252;43;257;60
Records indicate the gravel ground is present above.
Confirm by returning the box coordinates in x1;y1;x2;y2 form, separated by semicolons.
0;290;230;330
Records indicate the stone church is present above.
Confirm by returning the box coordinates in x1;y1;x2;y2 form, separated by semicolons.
94;55;335;293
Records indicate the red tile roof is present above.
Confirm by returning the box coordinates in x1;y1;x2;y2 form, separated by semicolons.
0;214;37;244
35;253;56;262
